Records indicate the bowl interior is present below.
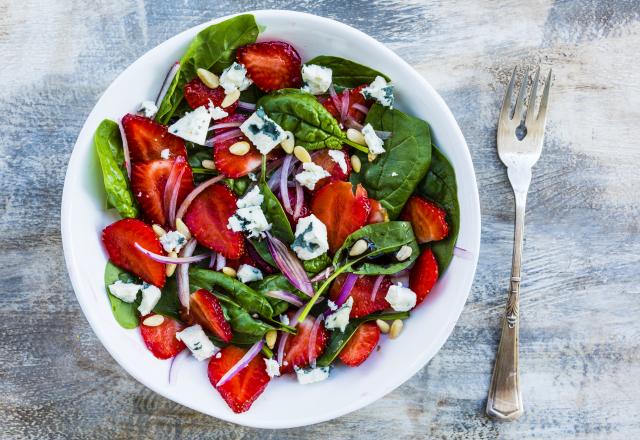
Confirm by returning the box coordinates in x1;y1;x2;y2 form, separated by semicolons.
62;10;480;429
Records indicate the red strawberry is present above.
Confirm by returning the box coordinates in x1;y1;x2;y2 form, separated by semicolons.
139;314;186;359
189;289;233;343
409;249;439;305
102;218;166;287
329;274;391;318
310;149;351;189
236;41;302;92
130;159;194;227
281;315;328;374
183;78;238;113
213;134;263;178
367;199;389;224
321;85;372;125
338;322;380;367
400;196;449;243
121;114;187;162
279;186;310;225
182;183;244;259
208;346;271;413
310;181;371;252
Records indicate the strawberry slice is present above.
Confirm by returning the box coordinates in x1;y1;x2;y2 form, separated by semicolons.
329;274;391;318
400;196;449;243
213;134;263;178
321;85;372;125
102;218;166;287
208;346;271;413
409;249;439;305
310;149;351;189
338;322;381;367
236;41;302;92
189;289;233;343
310;181;371;252
140;313;186;359
183;78;238;113
130;159;194;227
121;114;187;162
279;186;310;225
367;199;389;224
182;183;244;259
281;314;328;374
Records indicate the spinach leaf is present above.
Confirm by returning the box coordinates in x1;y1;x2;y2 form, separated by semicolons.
248;238;277;268
94;120;138;218
104;261;139;329
260;181;294;243
215;294;274;337
239;84;264;104
155;15;259;124
153;277;183;321
333;221;419;275
258;89;365;151
189;267;274;318
225;176;252;196
305;55;390;89
316;311;409;367
250;274;308;316
416;146;460;272
351;104;432;219
302;253;330;274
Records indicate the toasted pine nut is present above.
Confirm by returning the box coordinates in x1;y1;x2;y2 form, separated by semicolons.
152;224;167;238
196;68;220;89
201;159;216;170
293;146;311;163
265;330;278;349
350;154;361;173
175;218;192;239
376;319;390;334
349;239;368;257
166;251;177;277
396;245;413;261
222;266;237;278
389;319;404;339
346;128;366;145
143;315;165;327
229;141;250;156
221;89;240;107
281;131;295;154
368;153;378;162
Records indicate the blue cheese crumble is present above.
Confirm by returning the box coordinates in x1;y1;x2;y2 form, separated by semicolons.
294;366;330;384
237;264;263;283
362;123;386;155
328;150;348;173
159;230;187;254
138;100;158;118
361;75;394;108
385;284;417;311
168;105;211;145
325;297;353;332
264;358;281;378
240;107;287;155
108;280;140;303
220;62;252;93
208;100;229;120
227;186;271;239
291;214;329;260
138;283;161;316
301;64;333;95
175;325;219;361
236;186;263;208
295;162;330;190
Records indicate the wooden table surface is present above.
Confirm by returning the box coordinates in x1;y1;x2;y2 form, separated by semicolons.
1;0;639;438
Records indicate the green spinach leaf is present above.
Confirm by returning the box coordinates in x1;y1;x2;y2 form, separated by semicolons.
225;176;252;196
250;274;309;316
260;181;294;243
214;294;274;337
351;104;432;219
153;277;183;321
305;55;390;89
104;261;139;329
94;119;138;218
302;253;330;274
155;15;260;124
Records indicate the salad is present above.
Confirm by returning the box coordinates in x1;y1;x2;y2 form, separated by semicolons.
94;14;459;414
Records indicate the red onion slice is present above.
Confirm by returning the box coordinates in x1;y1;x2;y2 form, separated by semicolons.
216;340;264;387
246;241;276;274
209;128;243;145
164;157;186;227
277;307;305;366
351;103;369;115
118;119;131;178
328;84;341;114
340;89;350;124
155;62;180;107
167;166;185;228
176;175;225;220
208;121;243;132
215;253;226;271
209;251;217;268
293;182;304;219
370;275;385;301
177;238;198;309
310;266;334;282
264;290;303;307
280;155;293;214
237;101;257;112
134;242;208;264
266;233;314;297
334;273;358;308
308;314;324;368
344;117;363;131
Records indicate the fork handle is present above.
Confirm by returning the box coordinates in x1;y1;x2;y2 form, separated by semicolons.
486;191;526;420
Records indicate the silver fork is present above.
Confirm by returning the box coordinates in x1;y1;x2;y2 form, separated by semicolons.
486;67;552;421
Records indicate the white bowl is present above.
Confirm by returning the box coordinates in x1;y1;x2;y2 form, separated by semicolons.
61;10;480;429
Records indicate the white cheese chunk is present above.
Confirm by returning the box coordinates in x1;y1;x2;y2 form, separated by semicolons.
362;123;386;154
294;162;330;190
324;297;353;332
175;325;219;361
385;284;417;312
291;214;329;260
280;314;290;326
138;100;158;118
240;107;287;155
264;358;281;378
208;100;229;120
160;148;170;159
159;230;187;254
137;283;161;316
236;186;264;209
294;366;330;384
228;206;271;239
220;62;252;93
328;150;348;174
361;75;394;108
168;105;211;145
237;264;263;283
108;280;141;303
301;64;333;95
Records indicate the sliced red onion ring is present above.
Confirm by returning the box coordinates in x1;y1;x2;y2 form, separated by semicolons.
167;166;185;228
334;273;358;308
328;84;341;116
310;266;334;282
454;246;474;260
208;121;243;132
164;157;186;227
280;155;293;214
177;238;198;309
293;182;304;219
351;103;369;115
267;166;283;192
237;101;257;112
344;117;363;131
277;307;305;366
340;89;350;124
155;61;180;107
176;174;225;220
308;314;324;368
245;241;276;275
370;275;385;301
208;128;243;146
216;340;264;387
134;242;208;264
209;251;217;268
118;119;131;178
266;233;314;297
215;253;227;271
264;290;303;307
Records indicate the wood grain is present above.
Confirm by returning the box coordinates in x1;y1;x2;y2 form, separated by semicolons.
1;0;639;438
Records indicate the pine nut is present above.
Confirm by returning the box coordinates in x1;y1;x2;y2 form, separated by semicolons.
293;146;311;163
350;154;361;173
222;266;237;278
201;159;216;170
143;315;165;327
265;330;278;349
349;239;368;257
152;224;167;238
376;319;390;334
396;245;413;261
368;153;378;162
229;141;250;156
281;131;295;154
221;89;240;107
196;68;220;89
166;251;177;277
175;218;192;239
346;128;366;145
389;319;404;339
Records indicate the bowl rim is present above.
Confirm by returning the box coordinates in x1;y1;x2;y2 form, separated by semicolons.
61;9;481;428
